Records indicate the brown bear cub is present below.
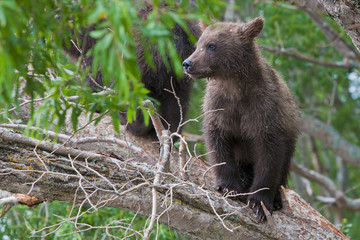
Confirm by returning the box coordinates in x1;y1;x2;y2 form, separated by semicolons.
64;5;201;139
183;17;300;221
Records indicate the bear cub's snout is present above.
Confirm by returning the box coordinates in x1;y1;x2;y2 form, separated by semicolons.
182;59;194;72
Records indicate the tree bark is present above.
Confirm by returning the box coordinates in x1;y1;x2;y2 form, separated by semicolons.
0;113;348;239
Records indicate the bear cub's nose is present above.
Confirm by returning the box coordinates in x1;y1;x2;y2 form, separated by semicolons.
182;59;194;72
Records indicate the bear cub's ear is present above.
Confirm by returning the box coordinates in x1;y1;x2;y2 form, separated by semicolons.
199;20;209;32
199;18;216;32
241;16;264;39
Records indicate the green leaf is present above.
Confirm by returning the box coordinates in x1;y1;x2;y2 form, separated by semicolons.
89;28;108;39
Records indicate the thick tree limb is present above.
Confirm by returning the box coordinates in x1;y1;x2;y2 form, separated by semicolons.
0;113;347;239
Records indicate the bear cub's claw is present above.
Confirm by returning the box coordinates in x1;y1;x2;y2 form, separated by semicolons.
215;185;231;195
247;197;273;222
215;185;244;198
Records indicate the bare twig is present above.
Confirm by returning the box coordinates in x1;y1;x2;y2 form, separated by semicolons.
140;100;173;240
142;100;165;141
280;186;292;215
143;130;171;240
178;136;188;179
163;78;184;133
260;201;275;229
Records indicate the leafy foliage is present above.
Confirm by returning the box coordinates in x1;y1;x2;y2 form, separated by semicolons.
0;0;224;133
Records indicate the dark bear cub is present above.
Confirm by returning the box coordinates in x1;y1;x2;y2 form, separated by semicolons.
183;17;300;221
64;5;201;139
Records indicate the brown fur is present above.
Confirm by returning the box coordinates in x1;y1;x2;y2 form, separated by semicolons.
183;17;300;221
63;5;201;138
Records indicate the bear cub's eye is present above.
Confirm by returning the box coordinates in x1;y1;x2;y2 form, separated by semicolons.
207;42;216;51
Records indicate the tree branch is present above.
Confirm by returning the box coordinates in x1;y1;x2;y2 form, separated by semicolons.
259;44;359;69
302;113;360;168
0;115;347;239
291;161;360;211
